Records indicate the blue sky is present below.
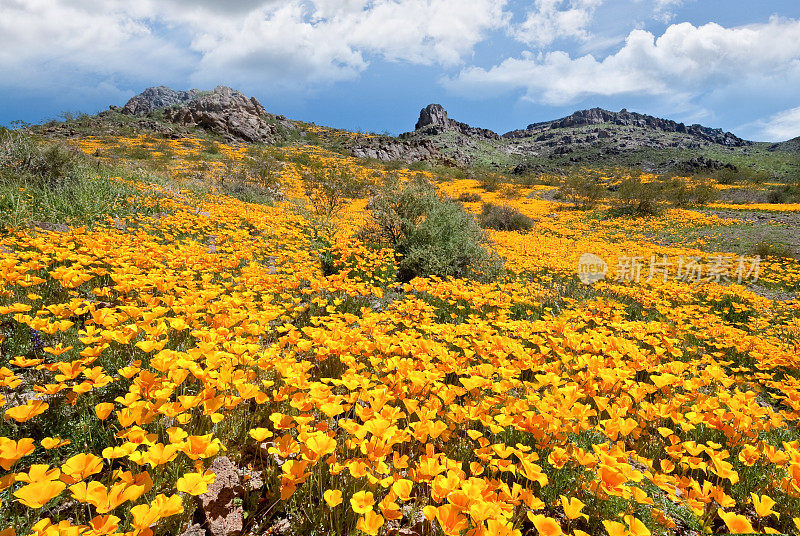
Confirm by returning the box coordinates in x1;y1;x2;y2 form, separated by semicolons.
1;0;800;141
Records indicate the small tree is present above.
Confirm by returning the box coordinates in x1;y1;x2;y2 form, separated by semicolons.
615;175;664;215
302;164;364;222
558;172;605;209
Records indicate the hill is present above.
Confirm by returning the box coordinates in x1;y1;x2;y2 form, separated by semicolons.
26;86;800;179
401;104;800;178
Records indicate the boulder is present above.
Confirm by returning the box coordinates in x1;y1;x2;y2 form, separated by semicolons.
199;456;244;536
414;104;499;139
163;86;282;143
121;86;199;116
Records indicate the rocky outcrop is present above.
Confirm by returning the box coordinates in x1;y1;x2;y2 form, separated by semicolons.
162;86;287;143
673;156;737;173
119;86;294;143
503;107;749;147
121;86;199;116
199;456;244;536
351;136;449;164
414;104;499;139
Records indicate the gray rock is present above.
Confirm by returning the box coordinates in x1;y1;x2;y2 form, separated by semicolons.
414;104;499;139
163;86;282;143
200;456;244;536
350;136;450;164
502;107;749;147
121;86;200;116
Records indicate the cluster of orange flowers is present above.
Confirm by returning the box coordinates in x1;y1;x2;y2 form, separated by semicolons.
0;138;799;536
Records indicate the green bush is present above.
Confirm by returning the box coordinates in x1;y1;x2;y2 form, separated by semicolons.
557;173;605;209
665;177;719;207
766;184;800;204
613;176;665;215
479;203;534;231
0;130;83;189
358;175;503;282
752;240;793;259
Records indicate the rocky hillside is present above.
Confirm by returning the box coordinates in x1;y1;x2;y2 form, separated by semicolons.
399;104;799;177
28;86;799;177
503;107;748;147
774;136;800;153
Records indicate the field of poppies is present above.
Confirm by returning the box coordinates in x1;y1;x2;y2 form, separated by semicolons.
0;132;799;536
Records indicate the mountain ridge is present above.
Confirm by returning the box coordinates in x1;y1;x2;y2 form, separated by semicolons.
408;103;749;147
28;86;800;178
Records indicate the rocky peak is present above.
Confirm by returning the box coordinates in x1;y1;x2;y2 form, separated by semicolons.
119;85;294;144
504;107;748;147
121;86;199;116
414;104;499;140
415;104;452;130
161;86;283;143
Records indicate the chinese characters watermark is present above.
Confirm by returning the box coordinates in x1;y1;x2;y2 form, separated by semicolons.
578;253;760;285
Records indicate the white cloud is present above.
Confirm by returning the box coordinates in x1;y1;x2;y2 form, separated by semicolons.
0;0;194;90
190;0;510;89
651;0;685;22
447;17;800;105
511;0;603;47
0;0;510;95
754;106;800;141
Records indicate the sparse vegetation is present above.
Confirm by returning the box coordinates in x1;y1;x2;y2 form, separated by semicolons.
0;130;165;228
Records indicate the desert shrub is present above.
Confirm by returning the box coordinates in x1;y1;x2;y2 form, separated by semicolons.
558;172;605;209
752;240;794;259
479;174;502;192
358;175;503;282
216;157;279;205
458;192;482;203
710;166;773;184
500;184;523;199
766;184;800;204
614;176;664;215
665;177;719;206
479;203;535;231
302;164;366;221
244;148;284;191
0;130;83;189
693;179;719;205
0;130;164;228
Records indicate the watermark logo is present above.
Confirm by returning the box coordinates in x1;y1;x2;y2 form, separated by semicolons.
578;253;608;285
614;254;760;284
577;252;761;285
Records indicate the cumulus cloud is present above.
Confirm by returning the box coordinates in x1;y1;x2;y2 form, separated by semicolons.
511;0;604;47
190;0;510;89
0;0;509;95
447;17;800;105
0;0;194;90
